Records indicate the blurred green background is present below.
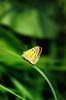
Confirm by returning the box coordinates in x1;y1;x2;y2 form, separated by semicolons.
0;0;66;100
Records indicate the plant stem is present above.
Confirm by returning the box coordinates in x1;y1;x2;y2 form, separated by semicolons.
33;65;57;100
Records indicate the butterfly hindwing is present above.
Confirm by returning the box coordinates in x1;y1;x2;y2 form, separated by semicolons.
22;46;42;64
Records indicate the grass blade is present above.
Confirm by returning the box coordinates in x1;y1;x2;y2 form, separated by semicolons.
33;65;57;100
0;84;25;100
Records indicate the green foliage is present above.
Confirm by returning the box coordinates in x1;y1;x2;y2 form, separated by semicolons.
0;0;66;100
0;0;59;38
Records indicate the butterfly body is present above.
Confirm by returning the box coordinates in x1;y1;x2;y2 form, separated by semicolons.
22;46;42;64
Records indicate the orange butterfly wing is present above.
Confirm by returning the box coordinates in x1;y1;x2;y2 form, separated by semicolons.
22;46;42;64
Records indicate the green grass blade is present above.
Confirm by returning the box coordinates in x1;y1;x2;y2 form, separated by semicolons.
11;77;33;99
0;84;25;100
33;65;57;100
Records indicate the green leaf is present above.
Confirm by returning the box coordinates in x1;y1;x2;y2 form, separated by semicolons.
0;1;59;38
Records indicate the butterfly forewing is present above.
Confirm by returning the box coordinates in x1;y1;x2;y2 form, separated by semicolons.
22;46;42;64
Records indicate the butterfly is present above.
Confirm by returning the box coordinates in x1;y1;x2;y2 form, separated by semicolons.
22;46;42;65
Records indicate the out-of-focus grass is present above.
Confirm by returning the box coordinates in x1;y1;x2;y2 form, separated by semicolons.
0;0;66;100
0;84;25;100
0;47;57;99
